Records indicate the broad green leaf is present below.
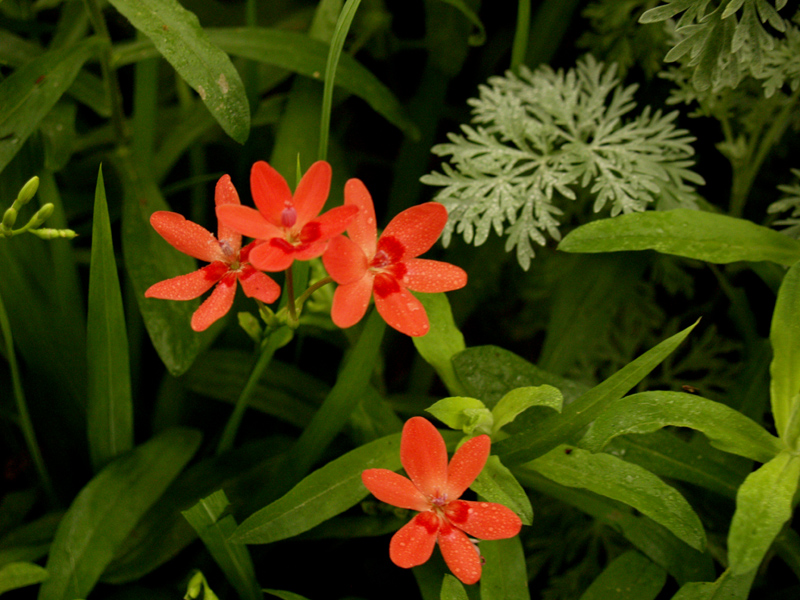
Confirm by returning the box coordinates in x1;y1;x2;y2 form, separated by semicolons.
182;491;261;600
559;209;800;266
728;449;800;574
265;591;312;600
0;562;48;594
516;468;715;585
440;574;468;600
412;292;467;396
492;385;563;434
528;445;706;551
0;510;62;568
233;431;405;544
471;456;533;525
87;166;133;472
495;321;698;465
118;155;202;376
480;537;528;600
426;396;492;434
0;37;100;174
107;0;250;143
578;551;666;600
38;428;201;600
671;569;756;600
770;260;800;442
453;346;589;408
580;391;783;463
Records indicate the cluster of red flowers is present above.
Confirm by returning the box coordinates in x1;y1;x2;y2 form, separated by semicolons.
146;161;467;336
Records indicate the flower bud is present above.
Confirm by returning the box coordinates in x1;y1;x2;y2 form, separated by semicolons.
238;311;262;344
26;203;55;229
16;176;40;206
2;206;17;230
30;227;78;240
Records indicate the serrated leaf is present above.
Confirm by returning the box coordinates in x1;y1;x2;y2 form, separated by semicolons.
580;391;783;463
770;260;800;442
728;449;800;574
559;209;800;265
0;37;100;174
578;551;666;600
492;385;562;434
412;292;467;396
471;456;533;525
529;445;706;551
37;428;201;600
107;0;249;143
494;321;698;465
87;166;133;472
0;562;48;595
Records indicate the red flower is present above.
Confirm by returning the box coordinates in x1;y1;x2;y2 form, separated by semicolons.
322;179;467;337
145;175;281;332
362;417;522;585
215;161;358;272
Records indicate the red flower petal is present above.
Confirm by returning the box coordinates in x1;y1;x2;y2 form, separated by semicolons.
362;469;428;511
437;523;482;585
323;235;369;284
307;204;359;242
292;240;330;262
150;211;225;263
401;417;448;498
248;238;297;272
250;161;292;224
389;511;439;569
214;175;242;254
216;205;283;241
446;435;490;500
402;259;467;293
190;274;237;331
445;500;522;540
144;262;228;300
293;161;332;226
374;284;430;337
380;203;448;260
344;178;377;257
237;265;281;304
330;275;374;329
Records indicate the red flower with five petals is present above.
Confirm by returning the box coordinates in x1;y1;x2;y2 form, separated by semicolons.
322;179;467;336
362;417;522;585
145;175;281;332
215;161;358;272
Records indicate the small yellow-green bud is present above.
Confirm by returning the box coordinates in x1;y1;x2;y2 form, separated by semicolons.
30;227;78;240
237;311;262;344
16;176;40;206
2;206;18;230
26;203;55;229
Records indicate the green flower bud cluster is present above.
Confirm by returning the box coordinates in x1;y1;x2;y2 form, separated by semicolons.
0;176;77;240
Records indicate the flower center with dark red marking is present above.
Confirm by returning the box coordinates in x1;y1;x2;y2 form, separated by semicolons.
203;261;230;281
417;510;441;534
372;235;405;268
373;273;402;299
300;221;322;244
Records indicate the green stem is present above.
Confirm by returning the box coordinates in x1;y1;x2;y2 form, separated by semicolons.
294;276;333;310
285;264;298;325
83;0;128;143
215;326;293;455
0;290;58;506
729;86;800;217
511;0;531;71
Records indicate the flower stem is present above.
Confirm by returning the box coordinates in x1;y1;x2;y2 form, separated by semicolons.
215;325;293;455
285;264;298;326
0;289;58;506
294;276;333;310
511;0;531;71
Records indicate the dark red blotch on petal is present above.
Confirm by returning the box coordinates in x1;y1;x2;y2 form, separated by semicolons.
417;511;441;535
300;221;323;244
373;273;402;299
203;261;231;282
372;235;405;267
444;500;471;526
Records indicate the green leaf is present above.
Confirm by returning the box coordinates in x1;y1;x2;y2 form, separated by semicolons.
107;0;249;143
117;155;203;376
0;37;100;174
412;292;467;396
38;428;201;600
233;431;404;544
578;551;666;600
433;0;486;45
87;166;133;472
494;321;698;465
265;591;312;600
471;456;533;525
728;449;800;574
480;537;529;600
492;385;563;434
453;345;589;408
440;574;468;600
184;571;220;600
0;562;48;595
770;260;800;442
580;391;783;463
671;568;757;600
559;209;800;266
426;396;492;434
528;445;706;551
182;490;261;600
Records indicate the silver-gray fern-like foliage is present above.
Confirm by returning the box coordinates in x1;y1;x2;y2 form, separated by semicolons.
421;55;704;270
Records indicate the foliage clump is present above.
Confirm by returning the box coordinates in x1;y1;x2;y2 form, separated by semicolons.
422;56;703;270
